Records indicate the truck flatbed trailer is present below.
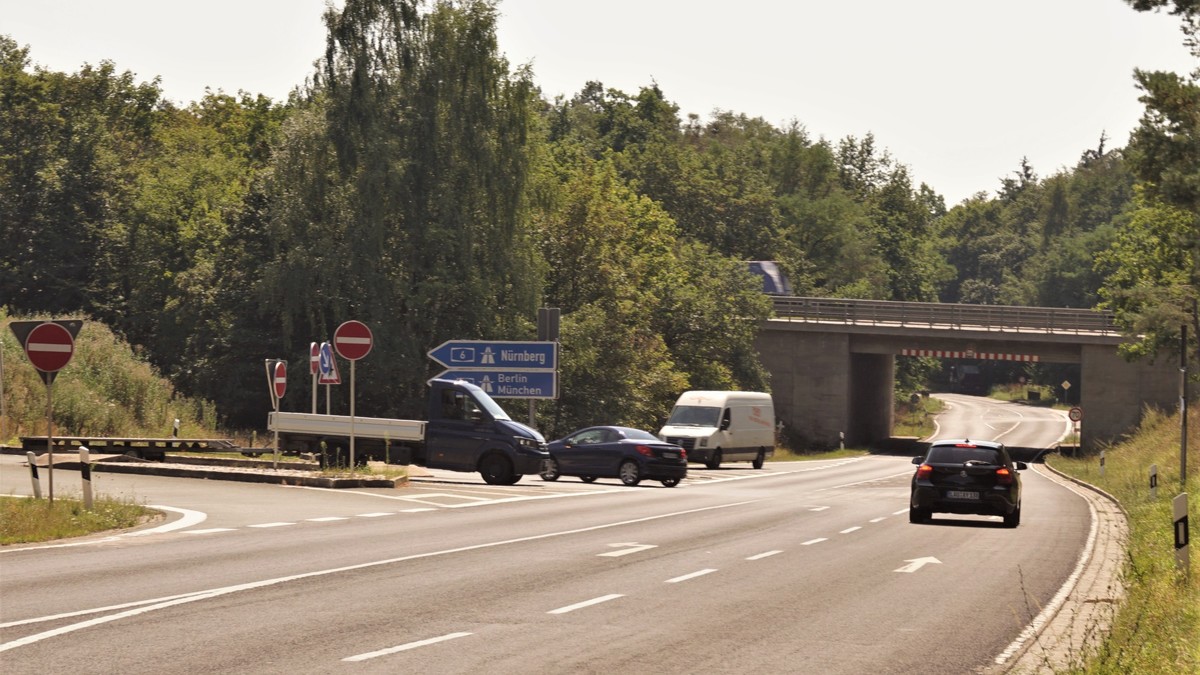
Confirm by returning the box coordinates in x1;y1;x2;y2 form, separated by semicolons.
20;436;238;461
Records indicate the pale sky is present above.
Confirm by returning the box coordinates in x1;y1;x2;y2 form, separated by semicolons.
3;0;1195;204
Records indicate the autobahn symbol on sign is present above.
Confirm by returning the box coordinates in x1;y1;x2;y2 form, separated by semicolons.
433;369;557;399
427;340;556;370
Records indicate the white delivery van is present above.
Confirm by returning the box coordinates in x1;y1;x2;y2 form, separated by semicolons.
658;391;775;469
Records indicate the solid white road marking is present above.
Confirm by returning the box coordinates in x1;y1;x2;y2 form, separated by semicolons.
356;512;393;518
183;528;236;535
306;517;349;522
400;508;435;513
548;594;624;614
343;632;473;662
746;550;782;560
894;557;942;573
801;538;828;546
130;505;208;536
666;569;717;584
247;522;295;528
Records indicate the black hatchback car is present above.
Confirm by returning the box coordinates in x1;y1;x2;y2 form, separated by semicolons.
540;426;687;487
909;439;1027;527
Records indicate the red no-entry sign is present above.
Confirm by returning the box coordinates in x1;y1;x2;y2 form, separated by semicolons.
273;361;287;400
310;342;320;375
24;322;75;373
334;320;373;361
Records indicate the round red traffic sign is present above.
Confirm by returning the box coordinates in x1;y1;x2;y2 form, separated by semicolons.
334;320;373;361
1068;407;1083;422
273;361;288;399
310;342;320;375
24;322;75;373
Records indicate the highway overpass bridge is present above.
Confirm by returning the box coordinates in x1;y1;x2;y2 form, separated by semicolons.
757;297;1178;452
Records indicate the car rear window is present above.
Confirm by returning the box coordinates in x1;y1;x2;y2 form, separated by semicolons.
926;445;1002;465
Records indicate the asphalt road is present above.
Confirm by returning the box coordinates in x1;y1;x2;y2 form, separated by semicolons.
1;397;1087;674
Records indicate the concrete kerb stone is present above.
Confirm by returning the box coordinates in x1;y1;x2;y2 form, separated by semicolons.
994;461;1128;674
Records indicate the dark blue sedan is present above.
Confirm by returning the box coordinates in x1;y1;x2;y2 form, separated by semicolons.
540;426;688;487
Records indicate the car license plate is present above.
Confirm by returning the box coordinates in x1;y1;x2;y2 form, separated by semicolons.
947;490;979;500
662;451;678;459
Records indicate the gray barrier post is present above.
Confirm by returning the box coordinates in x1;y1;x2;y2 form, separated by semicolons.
26;451;42;499
80;446;93;510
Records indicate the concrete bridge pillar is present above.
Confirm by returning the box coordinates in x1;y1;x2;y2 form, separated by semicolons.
1079;345;1178;450
756;329;850;448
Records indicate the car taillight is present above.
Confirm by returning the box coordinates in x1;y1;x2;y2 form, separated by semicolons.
635;445;654;457
995;467;1013;485
916;464;933;479
680;448;687;460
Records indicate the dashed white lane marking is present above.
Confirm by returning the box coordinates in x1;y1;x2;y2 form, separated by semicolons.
809;506;830;512
400;508;435;513
747;550;782;560
840;526;862;534
802;538;827;546
547;594;624;615
666;569;718;583
869;517;887;523
2;500;757;651
343;632;473;662
247;522;295;528
356;513;393;518
184;528;236;535
307;517;348;522
892;509;908;515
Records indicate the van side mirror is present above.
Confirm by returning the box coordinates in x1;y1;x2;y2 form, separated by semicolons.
719;418;730;431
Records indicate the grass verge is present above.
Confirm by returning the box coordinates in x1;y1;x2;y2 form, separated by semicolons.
0;494;160;545
1047;407;1199;673
772;447;868;462
893;395;945;438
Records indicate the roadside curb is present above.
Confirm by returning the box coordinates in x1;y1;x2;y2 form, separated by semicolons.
996;461;1127;674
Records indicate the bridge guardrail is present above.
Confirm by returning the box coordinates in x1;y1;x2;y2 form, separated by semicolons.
771;297;1119;335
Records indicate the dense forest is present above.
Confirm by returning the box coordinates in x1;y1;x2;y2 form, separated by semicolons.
2;0;1197;441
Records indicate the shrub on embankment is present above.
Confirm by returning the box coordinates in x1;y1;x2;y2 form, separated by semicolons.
1;310;219;445
1048;407;1199;673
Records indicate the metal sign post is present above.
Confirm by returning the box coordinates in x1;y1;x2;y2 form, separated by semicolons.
310;342;319;414
334;321;373;469
10;320;82;503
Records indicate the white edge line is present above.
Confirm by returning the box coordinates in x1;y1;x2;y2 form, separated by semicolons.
992;473;1099;665
343;632;473;662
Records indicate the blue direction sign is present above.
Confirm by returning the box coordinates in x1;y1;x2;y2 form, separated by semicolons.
433;370;557;399
427;340;556;370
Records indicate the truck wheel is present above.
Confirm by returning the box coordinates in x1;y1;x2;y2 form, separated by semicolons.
540;458;561;481
705;449;722;470
619;460;641;486
480;454;514;485
752;449;765;470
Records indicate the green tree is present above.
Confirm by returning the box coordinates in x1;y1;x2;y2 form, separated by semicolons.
258;0;542;418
